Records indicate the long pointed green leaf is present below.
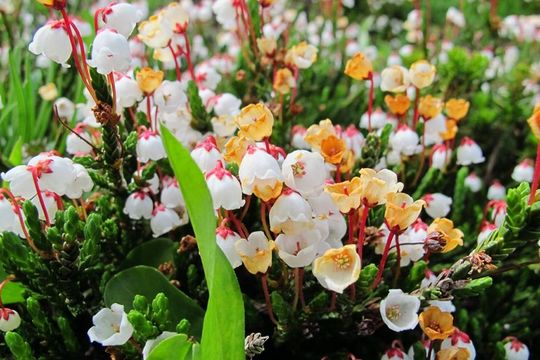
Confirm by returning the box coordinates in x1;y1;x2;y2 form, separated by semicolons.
161;126;244;360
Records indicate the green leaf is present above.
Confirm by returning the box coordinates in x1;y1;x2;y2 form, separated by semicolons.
186;81;211;132
147;334;193;360
104;265;204;337
121;238;176;270
7;138;23;165
161;126;244;360
0;266;24;304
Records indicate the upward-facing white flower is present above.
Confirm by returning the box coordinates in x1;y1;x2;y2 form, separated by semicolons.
380;65;410;93
88;29;131;75
88;304;133;346
312;244;361;293
29;20;72;68
99;2;144;37
275;229;324;268
379;289;420;332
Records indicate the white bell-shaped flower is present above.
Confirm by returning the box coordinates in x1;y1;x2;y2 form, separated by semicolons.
124;191;153;220
195;64;222;90
382;347;412;360
291;125;309;149
137;129;167;163
88;303;134;346
65;164;94;199
269;189;312;234
154;80;187;113
441;329;476;359
212;0;237;30
238;146;283;201
424;114;446;146
191;136;224;174
31;191;59;224
342;125;365;159
66;124;93;156
54;97;75;119
214;93;241;116
115;74;143;108
308;192;347;248
29;20;72;68
390;124;421;156
379;289;420;332
151;204;183;237
100;2;143;37
464;172;482;193
456;137;485;165
392;233;425;267
477;221;497;246
0;308;21;332
282;150;327;198
88;29;131;75
511;159;534;183
431;143;451;170
489;200;506;227
216;226;243;269
487;180;506;200
504;338;529;360
423;193;452;218
206;161;244;211
360;108;389;130
275;229;323;268
159;177;184;209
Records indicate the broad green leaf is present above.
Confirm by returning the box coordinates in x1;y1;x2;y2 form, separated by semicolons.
7;138;23;166
147;334;192;360
104;265;204;337
161;126;245;360
0;266;25;304
121;238;176;270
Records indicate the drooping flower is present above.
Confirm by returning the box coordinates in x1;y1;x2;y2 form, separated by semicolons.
446;7;465;28
88;29;131;75
191;136;224;174
216;226;243;269
160;176;185;209
382;347;412;360
206;161;245;210
503;338;530;360
99;2;143;37
137;129;166;163
29;20;72;68
344;52;373;80
390;124;421;156
487;180;506;200
88;304;134;346
0;308;21;332
423;193;452;218
464;172;482;193
431;144;451;170
511;159;534;183
275;229;324;268
477;221;497;246
269;189;312;234
238;146;283;202
115;74;144;108
380;289;421;332
154;80;187;113
456;137;485;165
123;191;153;220
150;204;184;237
312;244;361;293
235;231;275;274
419;306;455;341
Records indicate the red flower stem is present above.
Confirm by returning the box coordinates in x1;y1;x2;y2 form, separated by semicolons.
93;8;101;33
357;204;370;260
290;66;299;108
367;73;374;132
292;267;302;310
30;169;50;226
146;95;152;129
181;32;196;80
263;137;271;154
240;194;251;220
261;273;277;325
329;291;337;311
335;164;341;183
299;268;305;307
347;209;355;244
372;230;396;289
528;142;540;205
226;210;248;239
168;42;182;81
412;87;420;127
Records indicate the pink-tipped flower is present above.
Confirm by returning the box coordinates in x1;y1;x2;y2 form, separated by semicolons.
29;20;72;68
137;130;166;163
123;191;153;220
511;159;534;183
423;193;452;218
191;136;224;174
206;161;244;211
456;137;485;165
464;172;482;193
487;180;506;200
88;29;131;75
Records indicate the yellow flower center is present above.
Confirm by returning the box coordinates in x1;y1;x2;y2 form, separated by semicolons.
291;161;306;177
333;252;351;269
386;305;401;320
